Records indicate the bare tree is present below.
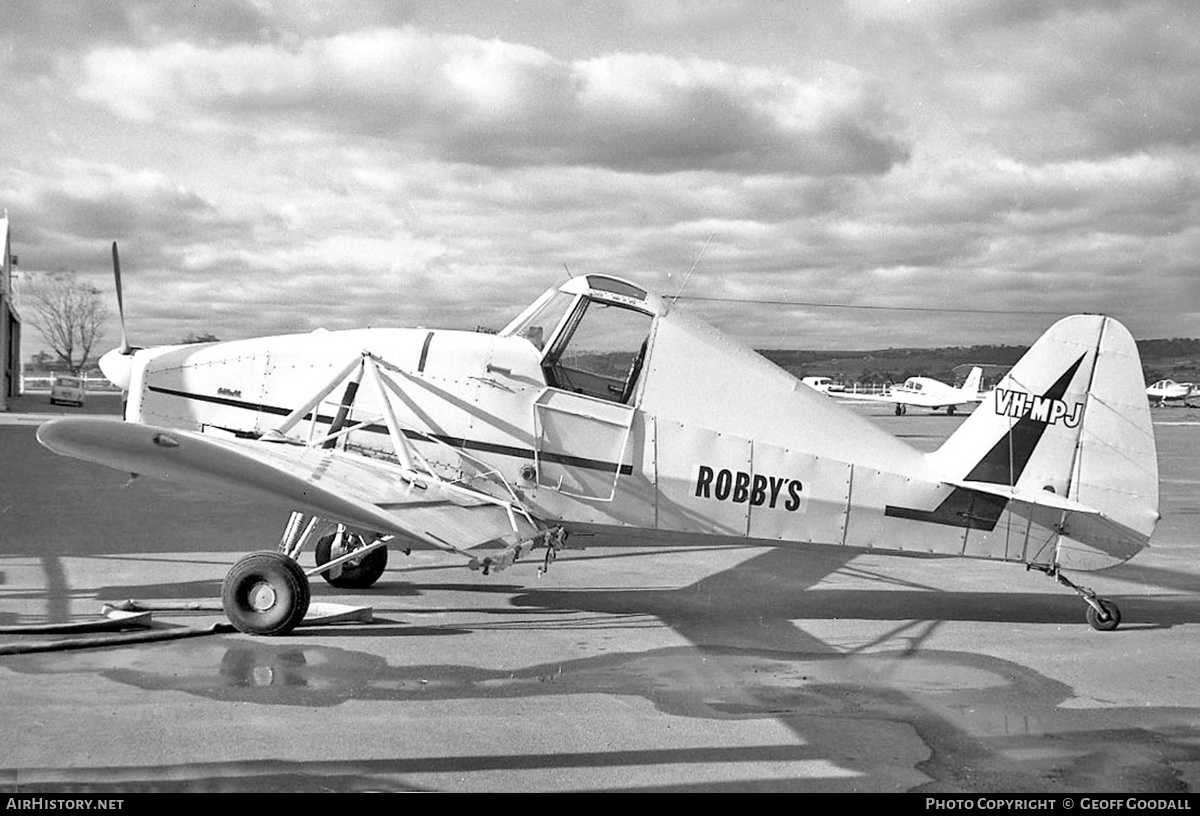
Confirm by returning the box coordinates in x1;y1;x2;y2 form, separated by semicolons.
23;272;109;373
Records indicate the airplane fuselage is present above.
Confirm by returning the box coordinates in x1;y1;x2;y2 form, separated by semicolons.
117;276;1149;575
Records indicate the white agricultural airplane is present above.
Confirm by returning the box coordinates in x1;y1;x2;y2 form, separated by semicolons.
1145;378;1197;407
37;245;1160;635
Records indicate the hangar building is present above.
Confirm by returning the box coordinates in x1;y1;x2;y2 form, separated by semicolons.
0;214;22;411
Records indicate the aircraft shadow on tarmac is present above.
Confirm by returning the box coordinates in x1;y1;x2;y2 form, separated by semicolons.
4;548;1199;792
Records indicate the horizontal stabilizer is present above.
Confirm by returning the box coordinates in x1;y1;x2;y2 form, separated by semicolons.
952;477;1151;568
948;479;1100;516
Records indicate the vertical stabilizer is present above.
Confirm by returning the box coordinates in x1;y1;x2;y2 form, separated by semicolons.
932;315;1159;568
961;366;983;401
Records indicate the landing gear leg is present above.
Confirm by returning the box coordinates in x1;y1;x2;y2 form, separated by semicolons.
275;511;393;589
1031;564;1121;631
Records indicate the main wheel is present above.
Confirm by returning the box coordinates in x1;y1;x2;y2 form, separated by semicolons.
222;552;311;635
1086;598;1121;631
315;532;388;589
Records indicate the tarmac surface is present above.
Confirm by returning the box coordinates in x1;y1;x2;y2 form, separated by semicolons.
1;391;1198;793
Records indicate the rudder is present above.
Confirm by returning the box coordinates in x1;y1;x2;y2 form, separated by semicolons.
961;366;983;401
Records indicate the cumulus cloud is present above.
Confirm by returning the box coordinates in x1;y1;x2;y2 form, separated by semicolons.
852;0;1200;161
6;161;229;273
76;27;909;175
877;153;1199;234
6;4;1199;354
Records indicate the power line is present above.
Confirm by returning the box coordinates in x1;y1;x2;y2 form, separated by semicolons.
672;295;1064;316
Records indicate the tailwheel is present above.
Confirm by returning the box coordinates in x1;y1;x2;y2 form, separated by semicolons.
1086;598;1121;632
315;530;388;589
1033;564;1122;632
222;552;311;636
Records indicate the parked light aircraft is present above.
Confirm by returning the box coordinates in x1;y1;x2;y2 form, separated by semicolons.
1145;378;1197;407
800;376;844;394
36;245;1160;635
841;366;984;415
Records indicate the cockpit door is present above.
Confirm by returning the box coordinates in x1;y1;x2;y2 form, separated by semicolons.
533;389;634;500
530;293;652;500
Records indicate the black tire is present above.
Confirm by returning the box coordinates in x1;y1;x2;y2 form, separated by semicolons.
221;552;311;636
315;532;388;589
1086;598;1121;631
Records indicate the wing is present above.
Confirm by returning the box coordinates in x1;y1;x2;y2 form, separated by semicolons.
834;390;897;404
37;417;541;557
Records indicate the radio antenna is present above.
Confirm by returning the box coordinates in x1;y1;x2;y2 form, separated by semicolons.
668;231;715;310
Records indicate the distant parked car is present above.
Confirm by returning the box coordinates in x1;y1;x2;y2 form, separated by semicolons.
49;375;86;406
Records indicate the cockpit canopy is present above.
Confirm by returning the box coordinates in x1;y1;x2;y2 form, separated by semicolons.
501;275;666;405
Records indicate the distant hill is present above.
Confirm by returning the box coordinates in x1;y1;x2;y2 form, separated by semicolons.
759;338;1200;388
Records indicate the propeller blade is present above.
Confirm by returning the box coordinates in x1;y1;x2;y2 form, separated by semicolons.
112;241;129;354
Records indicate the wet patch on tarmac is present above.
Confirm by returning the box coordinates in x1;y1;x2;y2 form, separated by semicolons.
5;634;1198;792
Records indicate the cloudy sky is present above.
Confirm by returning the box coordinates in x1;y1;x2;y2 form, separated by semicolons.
3;0;1198;359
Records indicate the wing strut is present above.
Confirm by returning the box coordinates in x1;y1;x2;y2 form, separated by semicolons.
258;350;563;573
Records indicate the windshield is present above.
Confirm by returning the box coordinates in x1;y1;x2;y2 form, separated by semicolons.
505;290;576;352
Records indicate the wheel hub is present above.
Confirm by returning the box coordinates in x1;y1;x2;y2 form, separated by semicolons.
247;581;278;612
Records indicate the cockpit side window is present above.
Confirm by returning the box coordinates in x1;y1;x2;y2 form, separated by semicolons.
543;298;653;404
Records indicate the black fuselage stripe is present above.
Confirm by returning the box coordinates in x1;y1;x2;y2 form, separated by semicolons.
147;385;633;475
885;487;1008;531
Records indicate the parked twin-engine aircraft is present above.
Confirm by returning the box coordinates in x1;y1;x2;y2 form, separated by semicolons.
37;245;1160;635
839;366;984;415
1145;378;1197;407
